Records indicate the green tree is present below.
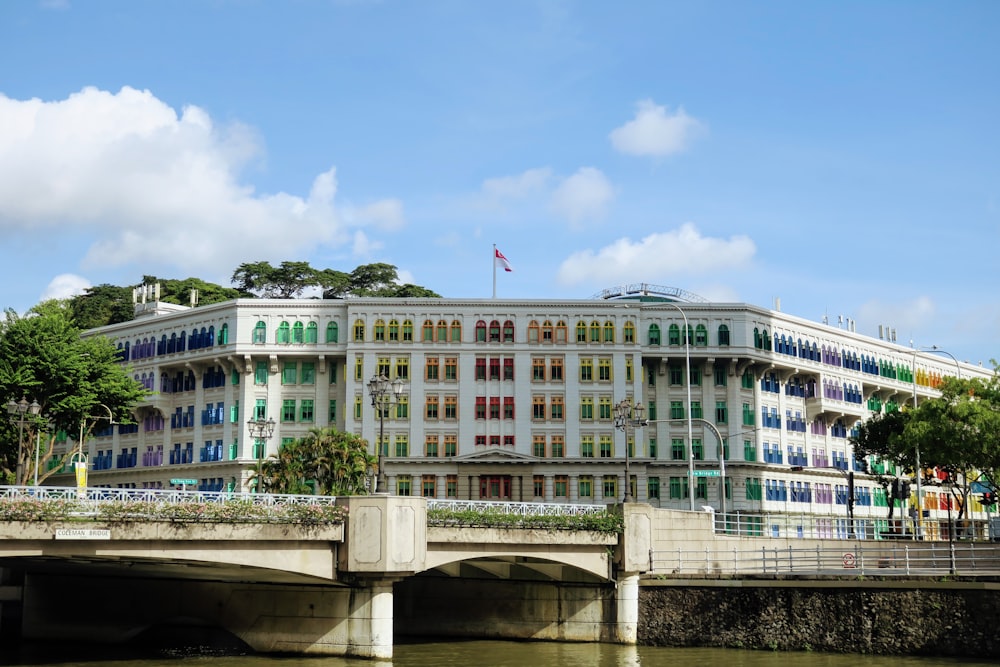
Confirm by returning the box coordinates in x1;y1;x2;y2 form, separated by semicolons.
851;409;912;522
905;371;1000;521
255;426;376;496
231;261;320;298
69;284;135;329
0;301;148;484
145;275;242;307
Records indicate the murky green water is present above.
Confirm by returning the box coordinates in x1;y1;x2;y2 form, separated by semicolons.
1;640;996;667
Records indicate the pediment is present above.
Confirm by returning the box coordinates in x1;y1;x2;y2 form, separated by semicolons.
453;448;538;464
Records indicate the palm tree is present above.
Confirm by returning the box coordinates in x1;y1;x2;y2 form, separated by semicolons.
256;426;375;495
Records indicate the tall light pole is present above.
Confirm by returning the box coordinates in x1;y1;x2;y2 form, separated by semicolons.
7;398;40;486
367;373;406;494
909;345;960;539
75;404;116;494
247;416;276;493
662;302;695;510
613;398;645;502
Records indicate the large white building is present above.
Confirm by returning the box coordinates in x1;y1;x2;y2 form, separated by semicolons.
61;284;994;539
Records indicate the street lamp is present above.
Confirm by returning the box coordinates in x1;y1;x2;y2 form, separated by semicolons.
662;302;695;511
367;373;406;494
247;416;276;493
909;345;960;540
75;404;116;495
7;398;40;485
613;398;645;503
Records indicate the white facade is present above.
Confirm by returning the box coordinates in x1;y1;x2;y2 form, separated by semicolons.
63;293;994;538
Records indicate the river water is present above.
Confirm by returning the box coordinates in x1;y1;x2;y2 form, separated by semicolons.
1;640;996;667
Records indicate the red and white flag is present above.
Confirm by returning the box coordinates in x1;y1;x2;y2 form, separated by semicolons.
494;248;513;272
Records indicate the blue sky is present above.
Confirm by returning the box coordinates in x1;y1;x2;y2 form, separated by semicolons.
1;1;997;365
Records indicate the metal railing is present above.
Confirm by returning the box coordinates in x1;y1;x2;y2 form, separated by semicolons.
712;511;994;542
0;484;338;507
650;542;1000;576
427;499;608;516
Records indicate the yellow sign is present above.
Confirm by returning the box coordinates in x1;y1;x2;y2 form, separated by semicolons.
74;460;88;489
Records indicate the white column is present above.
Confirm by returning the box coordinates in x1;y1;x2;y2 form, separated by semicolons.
615;573;639;643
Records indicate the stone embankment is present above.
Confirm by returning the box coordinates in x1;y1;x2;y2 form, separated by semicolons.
639;578;1000;658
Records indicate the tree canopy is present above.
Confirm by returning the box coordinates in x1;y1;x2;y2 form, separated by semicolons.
851;366;1000;519
232;260;441;300
253;426;376;496
0;301;148;484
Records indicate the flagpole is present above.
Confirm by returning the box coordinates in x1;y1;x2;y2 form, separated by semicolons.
492;243;497;299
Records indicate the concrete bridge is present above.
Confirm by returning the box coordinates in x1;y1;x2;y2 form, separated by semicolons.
3;489;998;659
0;493;650;659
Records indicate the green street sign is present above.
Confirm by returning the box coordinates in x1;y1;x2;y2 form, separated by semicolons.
170;478;198;486
691;470;721;477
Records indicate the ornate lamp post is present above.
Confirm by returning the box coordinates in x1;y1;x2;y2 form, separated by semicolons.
367;373;405;494
613;398;645;503
7;398;40;485
247;416;276;493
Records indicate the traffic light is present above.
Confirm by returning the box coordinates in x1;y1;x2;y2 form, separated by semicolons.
982;492;997;508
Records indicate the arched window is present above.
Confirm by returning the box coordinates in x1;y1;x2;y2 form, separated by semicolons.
489;320;501;342
717;324;730;346
589;321;601;343
648;324;661;346
292;322;304;344
326;321;339;343
603;321;615;343
353;319;365;342
303;322;317;344
623;321;636;344
502;320;515;342
542;320;554;343
753;327;761;349
422;320;434;341
761;329;771;351
555;321;567;344
450;320;462;342
527;320;541;343
668;324;681;346
123;341;131;360
373;319;386;342
218;324;228;345
695;324;708;346
388;319;399;341
437;320;448;342
276;322;290;344
207;326;215;347
475;320;487;342
402;320;414;342
179;331;187;351
575;321;587;342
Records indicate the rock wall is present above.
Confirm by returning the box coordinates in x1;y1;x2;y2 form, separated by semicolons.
639;579;1000;657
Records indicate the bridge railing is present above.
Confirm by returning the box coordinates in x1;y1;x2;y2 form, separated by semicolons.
0;485;337;507
427;499;608;516
711;511;994;542
650;542;1000;577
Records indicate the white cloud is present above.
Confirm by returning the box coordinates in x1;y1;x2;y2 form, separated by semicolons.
0;86;357;275
40;273;91;302
556;223;756;286
482;168;552;200
548;167;614;226
345;198;406;232
609;99;705;157
351;230;383;257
